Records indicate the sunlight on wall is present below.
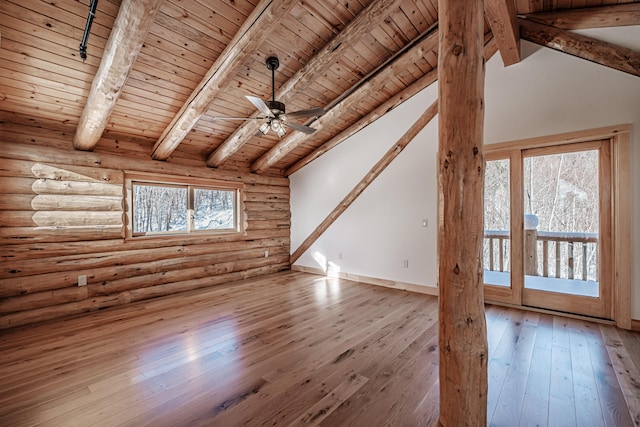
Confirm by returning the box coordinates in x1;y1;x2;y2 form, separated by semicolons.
327;261;341;278
311;251;341;278
312;251;327;273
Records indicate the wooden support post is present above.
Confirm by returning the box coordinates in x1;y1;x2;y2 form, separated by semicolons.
524;229;538;276
290;100;438;265
437;0;488;425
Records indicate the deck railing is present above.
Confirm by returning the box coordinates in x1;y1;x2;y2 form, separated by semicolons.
484;229;598;282
484;230;510;273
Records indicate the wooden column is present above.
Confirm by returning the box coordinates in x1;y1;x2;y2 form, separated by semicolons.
437;0;488;426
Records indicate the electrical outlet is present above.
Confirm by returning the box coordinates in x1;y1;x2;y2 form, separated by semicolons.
338;252;343;260
403;260;409;268
78;275;87;286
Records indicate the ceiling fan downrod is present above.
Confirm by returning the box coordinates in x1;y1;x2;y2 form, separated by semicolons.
265;56;285;115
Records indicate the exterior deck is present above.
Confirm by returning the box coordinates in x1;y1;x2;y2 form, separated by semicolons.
485;270;599;298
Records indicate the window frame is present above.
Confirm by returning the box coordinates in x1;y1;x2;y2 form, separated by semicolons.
125;173;244;239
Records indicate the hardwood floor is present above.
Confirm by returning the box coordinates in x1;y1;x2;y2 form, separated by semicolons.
0;271;638;426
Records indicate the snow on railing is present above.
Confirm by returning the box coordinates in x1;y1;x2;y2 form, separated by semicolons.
483;229;598;282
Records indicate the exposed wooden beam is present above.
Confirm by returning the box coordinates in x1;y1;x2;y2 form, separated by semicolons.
205;0;408;169
286;69;438;176
437;0;488;425
251;26;440;174
522;3;640;30
290;99;438;265
150;0;298;161
484;0;520;66
519;18;640;78
73;0;163;151
285;36;498;177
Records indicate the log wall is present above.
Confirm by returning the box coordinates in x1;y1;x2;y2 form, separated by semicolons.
0;122;291;329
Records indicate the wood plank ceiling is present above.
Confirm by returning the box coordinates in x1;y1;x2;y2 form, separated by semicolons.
1;0;639;176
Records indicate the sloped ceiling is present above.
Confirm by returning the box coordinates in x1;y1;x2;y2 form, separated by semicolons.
0;0;638;176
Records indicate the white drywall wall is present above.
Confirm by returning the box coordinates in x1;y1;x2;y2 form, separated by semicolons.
290;82;440;288
290;25;640;319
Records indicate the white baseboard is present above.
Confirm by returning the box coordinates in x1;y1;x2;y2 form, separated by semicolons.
291;265;438;297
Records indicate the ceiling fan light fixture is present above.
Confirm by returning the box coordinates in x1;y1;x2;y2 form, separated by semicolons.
215;55;324;137
259;122;270;135
271;119;286;137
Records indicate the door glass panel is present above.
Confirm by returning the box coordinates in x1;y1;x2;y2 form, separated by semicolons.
523;150;599;297
484;159;511;287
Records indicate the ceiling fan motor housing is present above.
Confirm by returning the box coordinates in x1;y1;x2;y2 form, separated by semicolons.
267;100;285;115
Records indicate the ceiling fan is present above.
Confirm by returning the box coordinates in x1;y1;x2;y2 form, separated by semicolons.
213;56;325;137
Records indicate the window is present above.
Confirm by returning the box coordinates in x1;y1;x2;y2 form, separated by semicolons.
126;174;242;237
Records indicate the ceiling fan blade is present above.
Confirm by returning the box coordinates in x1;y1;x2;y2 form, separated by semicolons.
210;116;262;121
285;107;326;119
284;121;317;135
246;95;274;118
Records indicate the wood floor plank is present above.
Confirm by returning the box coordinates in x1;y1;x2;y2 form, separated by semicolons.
100;282;404;426
548;317;578;427
581;322;635;427
321;319;440;426
490;312;539;426
568;319;606;427
288;373;369;426
487;309;527;420
207;295;438;426
519;394;549;427
601;326;640;426
525;313;553;403
0;271;637;426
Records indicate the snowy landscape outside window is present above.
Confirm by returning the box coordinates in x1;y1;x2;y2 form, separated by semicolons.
193;188;236;231
131;180;239;236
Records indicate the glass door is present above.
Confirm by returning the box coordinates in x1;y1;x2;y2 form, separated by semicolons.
483;151;523;305
483;140;613;319
521;141;611;318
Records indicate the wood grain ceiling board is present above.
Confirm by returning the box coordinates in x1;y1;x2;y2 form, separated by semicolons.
1;0;637;174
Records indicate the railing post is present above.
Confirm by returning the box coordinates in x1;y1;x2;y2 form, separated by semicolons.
524;214;539;276
582;243;588;280
568;242;574;280
489;237;495;271
542;240;549;277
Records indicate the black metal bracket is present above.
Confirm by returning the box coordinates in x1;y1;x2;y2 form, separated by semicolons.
79;0;99;62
